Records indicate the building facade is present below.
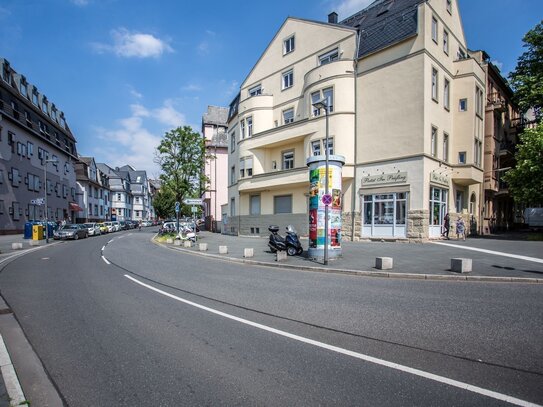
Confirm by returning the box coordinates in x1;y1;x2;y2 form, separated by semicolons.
0;58;79;233
202;106;229;231
226;0;486;241
75;157;111;223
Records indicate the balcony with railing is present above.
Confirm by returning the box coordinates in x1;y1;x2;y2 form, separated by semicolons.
486;92;506;112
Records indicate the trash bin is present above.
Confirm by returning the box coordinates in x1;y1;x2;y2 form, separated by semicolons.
24;222;34;239
32;224;44;240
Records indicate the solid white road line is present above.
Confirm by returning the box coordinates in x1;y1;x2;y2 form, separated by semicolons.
101;246;106;252
101;256;110;265
108;239;114;244
124;274;540;407
432;242;543;264
0;334;26;405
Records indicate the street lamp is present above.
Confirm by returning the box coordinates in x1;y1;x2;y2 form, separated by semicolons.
312;97;330;265
43;158;59;243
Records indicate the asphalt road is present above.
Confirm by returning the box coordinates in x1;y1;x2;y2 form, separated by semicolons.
0;229;541;406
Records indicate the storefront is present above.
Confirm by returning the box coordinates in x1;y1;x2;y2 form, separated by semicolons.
360;172;409;238
428;172;449;238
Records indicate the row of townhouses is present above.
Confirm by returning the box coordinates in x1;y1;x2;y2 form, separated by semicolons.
212;0;531;241
0;58;157;234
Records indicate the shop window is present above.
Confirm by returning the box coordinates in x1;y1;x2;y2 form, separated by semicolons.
429;187;448;225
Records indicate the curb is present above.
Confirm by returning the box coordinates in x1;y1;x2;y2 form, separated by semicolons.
152;239;543;284
0;333;26;406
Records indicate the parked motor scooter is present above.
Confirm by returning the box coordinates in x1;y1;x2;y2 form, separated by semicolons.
268;225;303;256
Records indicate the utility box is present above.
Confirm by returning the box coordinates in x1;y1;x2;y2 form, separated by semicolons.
32;224;44;240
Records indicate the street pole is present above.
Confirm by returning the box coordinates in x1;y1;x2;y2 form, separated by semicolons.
44;162;48;243
324;100;330;266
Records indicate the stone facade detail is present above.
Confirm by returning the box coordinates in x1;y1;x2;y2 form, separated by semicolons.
407;209;429;242
342;212;361;242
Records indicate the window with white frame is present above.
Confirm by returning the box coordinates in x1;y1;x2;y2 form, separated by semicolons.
240;120;245;139
444;78;450;110
432;68;438;101
245;156;253;176
323;87;334;112
474;139;482;167
248;84;262;97
475;86;484;117
41;98;48;114
32;89;38;106
247;116;253;137
311;91;321;116
325;138;334;155
239;158;245;178
282;69;293;90
10;168;20;187
319;48;339;65
431;126;438;157
19;80;27;97
432;16;438;43
443;133;449;162
283;108;294;124
282;151;294;170
283;35;295;55
311;140;321;156
443;30;449;55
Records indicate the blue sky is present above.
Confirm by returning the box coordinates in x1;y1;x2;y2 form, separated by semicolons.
1;0;541;177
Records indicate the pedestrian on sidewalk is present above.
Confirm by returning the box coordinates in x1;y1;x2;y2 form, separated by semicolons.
442;213;450;239
456;216;466;240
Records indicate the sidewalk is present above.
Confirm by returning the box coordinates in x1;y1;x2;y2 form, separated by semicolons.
160;231;543;282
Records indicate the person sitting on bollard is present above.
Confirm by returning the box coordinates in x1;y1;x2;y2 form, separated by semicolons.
442;213;450;239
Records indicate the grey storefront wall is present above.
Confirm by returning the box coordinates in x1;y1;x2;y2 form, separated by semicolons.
223;213;308;237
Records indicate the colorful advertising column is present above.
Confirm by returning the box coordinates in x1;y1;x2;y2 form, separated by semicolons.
306;155;345;260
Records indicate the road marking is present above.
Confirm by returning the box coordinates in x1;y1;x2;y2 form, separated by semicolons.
0;334;26;406
41;257;50;260
101;246;106;252
101;256;110;265
108;239;114;244
432;242;543;264
124;274;540;407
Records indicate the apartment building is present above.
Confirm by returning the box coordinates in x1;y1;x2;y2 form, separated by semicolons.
202;106;229;231
0;58;79;233
119;165;150;221
97;164;132;221
226;0;486;241
75;157;111;223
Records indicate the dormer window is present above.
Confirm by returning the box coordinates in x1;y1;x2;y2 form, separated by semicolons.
41;98;48;115
32;88;39;106
248;84;262;97
2;64;10;84
59;114;66;129
19;79;27;97
283;35;295;55
51;107;57;122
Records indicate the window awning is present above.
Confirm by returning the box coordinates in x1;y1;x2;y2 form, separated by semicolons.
69;202;83;212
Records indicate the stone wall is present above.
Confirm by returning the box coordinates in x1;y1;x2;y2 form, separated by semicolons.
342;211;361;241
407;209;429;241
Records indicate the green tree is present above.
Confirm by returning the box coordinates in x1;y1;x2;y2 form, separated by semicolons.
502;122;543;205
509;20;543;118
154;126;210;208
152;187;176;219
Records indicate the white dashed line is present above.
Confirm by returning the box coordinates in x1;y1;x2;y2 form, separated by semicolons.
124;274;540;407
432;242;543;264
101;256;110;265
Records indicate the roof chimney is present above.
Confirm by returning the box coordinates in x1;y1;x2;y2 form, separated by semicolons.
328;12;338;24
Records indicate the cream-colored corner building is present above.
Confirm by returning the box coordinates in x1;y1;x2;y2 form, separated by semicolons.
226;0;486;241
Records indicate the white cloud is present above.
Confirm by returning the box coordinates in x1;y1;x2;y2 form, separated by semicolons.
330;0;374;19
92;99;186;176
197;41;209;56
182;83;202;92
92;28;174;58
491;59;504;71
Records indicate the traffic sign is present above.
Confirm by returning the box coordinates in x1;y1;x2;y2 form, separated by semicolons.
31;198;45;205
321;194;332;206
175;201;180;213
183;198;203;205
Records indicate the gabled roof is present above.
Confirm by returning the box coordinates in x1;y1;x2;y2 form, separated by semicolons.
340;0;424;58
203;106;228;126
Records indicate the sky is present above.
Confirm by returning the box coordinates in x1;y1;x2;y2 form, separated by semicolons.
1;0;541;178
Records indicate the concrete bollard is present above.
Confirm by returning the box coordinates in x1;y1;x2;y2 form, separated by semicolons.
11;243;23;250
451;258;472;273
199;243;208;251
219;246;228;254
183;241;192;248
29;240;41;247
174;240;182;246
276;251;287;261
166;238;174;244
244;248;254;258
375;257;393;270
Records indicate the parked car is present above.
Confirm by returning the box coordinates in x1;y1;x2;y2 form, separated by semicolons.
112;221;121;232
83;222;101;236
97;223;109;234
103;222;115;233
53;224;88;240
